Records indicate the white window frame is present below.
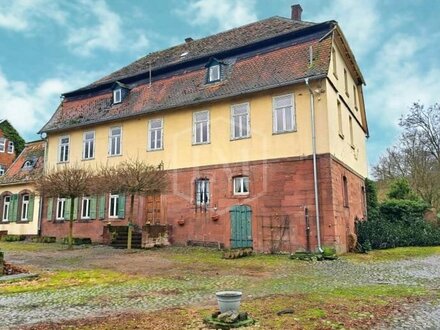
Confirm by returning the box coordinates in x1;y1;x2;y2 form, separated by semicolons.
113;88;122;104
233;176;249;196
108;126;122;156
273;94;295;133
0;165;5;176
7;141;14;154
0;138;5;152
109;194;119;218
231;103;250;139
56;198;66;220
81;196;91;219
148;118;163;151
208;65;220;82
195;179;210;206
193;110;210;144
2;195;10;221
58;136;70;163
83;131;95;160
21;194;30;221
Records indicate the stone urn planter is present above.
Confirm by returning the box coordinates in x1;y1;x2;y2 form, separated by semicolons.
216;291;242;313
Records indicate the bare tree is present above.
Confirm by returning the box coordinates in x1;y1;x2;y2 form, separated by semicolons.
98;160;168;249
35;166;96;249
374;103;440;209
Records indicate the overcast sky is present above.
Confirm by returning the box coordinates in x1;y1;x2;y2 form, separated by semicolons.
0;0;439;172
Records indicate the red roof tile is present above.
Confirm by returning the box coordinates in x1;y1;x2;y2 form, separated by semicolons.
0;140;45;185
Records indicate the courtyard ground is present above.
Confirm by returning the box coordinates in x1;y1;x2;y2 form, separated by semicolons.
1;242;440;329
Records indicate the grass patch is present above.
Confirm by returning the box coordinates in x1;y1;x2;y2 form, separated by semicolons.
0;241;65;252
344;246;440;263
0;269;132;294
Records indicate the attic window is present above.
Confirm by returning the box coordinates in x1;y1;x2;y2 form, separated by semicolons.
113;88;122;104
208;64;220;82
23;159;35;169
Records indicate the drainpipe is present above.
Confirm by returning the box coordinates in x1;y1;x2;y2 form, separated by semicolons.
305;78;322;253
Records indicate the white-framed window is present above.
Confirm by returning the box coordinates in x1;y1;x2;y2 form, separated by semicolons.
21;194;30;221
231;103;250;139
58;136;69;163
344;69;348;96
81;196;91;219
349;116;354;146
113;88;122;104
0;138;5;152
56;198;66;220
273;94;295;133
195;179;210;207
353;85;358;110
208;65;220;82
7;141;14;154
148;118;163;151
83;131;95;160
233;176;249;195
2;195;10;221
0;165;5;176
193;111;210;144
109;126;122;156
109;194;119;218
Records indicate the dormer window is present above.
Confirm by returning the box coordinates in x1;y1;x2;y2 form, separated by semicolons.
205;58;223;84
209;65;220;82
112;81;130;105
23;159;35;169
7;141;14;154
113;88;122;104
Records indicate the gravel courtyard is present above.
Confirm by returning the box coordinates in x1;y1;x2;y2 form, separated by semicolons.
1;243;440;329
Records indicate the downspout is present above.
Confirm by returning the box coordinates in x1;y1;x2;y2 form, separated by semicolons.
305;78;322;253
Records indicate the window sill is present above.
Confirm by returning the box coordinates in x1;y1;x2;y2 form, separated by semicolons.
147;148;164;152
272;129;296;135
16;220;30;224
1;221;9;224
230;136;251;141
233;194;249;198
82;157;95;161
57;161;69;164
108;154;122;158
339;132;345;139
192;142;210;146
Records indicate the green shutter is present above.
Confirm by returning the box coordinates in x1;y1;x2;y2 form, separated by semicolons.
73;198;78;220
28;195;35;221
65;198;71;220
90;196;97;219
8;194;18;222
98;194;106;219
118;194;125;219
47;198;53;221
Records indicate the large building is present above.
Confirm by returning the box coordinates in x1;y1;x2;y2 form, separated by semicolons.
39;5;368;253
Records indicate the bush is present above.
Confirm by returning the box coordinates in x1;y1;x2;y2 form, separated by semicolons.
1;235;25;242
61;237;92;245
31;236;57;243
379;199;429;223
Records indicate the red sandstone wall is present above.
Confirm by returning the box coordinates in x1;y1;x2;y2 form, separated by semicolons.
40;155;366;253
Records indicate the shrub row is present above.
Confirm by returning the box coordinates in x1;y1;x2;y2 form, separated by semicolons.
356;198;440;250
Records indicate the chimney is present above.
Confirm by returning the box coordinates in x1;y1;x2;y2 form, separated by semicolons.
291;4;303;21
185;37;193;43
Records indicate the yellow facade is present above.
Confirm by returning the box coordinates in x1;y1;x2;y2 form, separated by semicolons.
0;183;40;236
46;40;367;179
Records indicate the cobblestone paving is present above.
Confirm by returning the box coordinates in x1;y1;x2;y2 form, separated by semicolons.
2;251;440;329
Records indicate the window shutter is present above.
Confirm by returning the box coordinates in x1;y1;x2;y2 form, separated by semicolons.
47;198;53;221
98;194;106;219
8;194;18;222
118;194;125;219
28;195;35;221
73;198;78;220
65;198;71;220
90;196;97;219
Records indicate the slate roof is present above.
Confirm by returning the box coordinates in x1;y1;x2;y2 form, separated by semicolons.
41;17;335;133
0;140;45;185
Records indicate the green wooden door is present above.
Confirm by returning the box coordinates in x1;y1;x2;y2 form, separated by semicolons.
230;205;252;248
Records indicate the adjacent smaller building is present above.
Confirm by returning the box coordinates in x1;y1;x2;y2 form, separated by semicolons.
0;140;45;236
0;120;25;175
